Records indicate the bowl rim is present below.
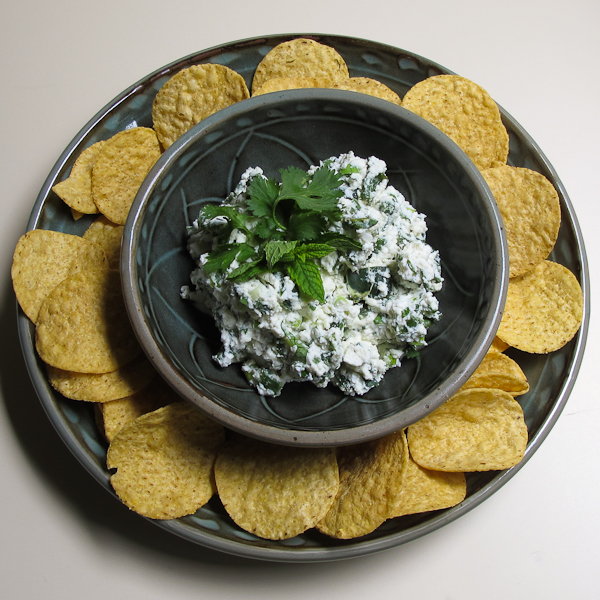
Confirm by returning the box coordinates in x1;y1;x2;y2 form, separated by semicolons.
121;87;508;447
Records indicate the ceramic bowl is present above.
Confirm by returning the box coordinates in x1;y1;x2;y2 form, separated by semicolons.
121;87;507;446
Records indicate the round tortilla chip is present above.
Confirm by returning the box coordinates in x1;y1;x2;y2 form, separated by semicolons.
52;140;105;214
215;436;339;540
107;402;225;519
35;269;142;373
316;430;408;539
460;351;529;396
333;77;402;105
11;229;108;322
489;335;510;353
407;388;528;472
252;76;333;96
83;215;124;270
251;38;349;94
497;260;583;353
46;354;157;402
402;74;509;170
152;64;250;149
96;376;177;443
482;165;561;277
390;452;466;518
91;127;161;225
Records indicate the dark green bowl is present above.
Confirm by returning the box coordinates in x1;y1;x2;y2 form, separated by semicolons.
122;88;507;446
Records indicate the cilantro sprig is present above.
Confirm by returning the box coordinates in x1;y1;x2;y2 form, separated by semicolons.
199;164;361;302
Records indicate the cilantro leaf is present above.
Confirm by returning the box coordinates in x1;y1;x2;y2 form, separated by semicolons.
246;176;279;217
203;244;243;274
287;210;326;241
200;204;249;233
279;165;343;213
228;259;264;281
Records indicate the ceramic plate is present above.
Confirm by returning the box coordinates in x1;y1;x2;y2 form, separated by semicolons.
18;34;589;562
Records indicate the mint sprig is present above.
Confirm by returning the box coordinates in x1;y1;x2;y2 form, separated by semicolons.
199;164;361;302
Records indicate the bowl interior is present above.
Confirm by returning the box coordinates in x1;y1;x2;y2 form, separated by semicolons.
124;89;505;444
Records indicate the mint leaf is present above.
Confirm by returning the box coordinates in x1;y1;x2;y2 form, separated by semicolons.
265;240;297;267
287;260;325;302
295;243;335;261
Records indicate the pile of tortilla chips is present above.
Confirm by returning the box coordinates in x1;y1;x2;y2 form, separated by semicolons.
11;38;584;540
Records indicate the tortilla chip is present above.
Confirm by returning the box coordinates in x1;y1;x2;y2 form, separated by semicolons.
407;388;528;472
107;402;225;519
402;74;509;170
46;354;156;402
390;452;466;518
35;269;141;373
252;76;333;96
460;351;529;396
152;64;250;149
489;336;510;353
83;215;124;270
481;165;561;277
52;140;105;214
91;127;161;225
97;376;178;442
333;77;402;104
497;260;583;353
11;229;107;322
316;430;408;539
215;436;338;540
252;38;349;94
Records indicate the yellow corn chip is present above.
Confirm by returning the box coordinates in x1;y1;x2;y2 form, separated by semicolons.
96;376;176;442
83;215;124;269
460;351;529;396
46;354;156;402
316;430;408;539
489;336;510;353
252;76;333;96
497;260;583;353
52;140;105;214
91;127;161;225
152;64;250;149
333;77;402;105
482;165;561;277
11;229;108;322
107;402;225;519
35;269;141;373
390;452;466;518
407;388;528;472
252;38;349;95
215;436;338;540
402;74;509;170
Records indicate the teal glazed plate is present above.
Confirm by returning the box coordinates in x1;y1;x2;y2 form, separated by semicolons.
18;34;589;562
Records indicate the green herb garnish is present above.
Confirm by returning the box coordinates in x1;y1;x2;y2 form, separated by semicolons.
200;164;361;302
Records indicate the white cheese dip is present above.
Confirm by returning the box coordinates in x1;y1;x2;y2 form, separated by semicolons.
182;152;443;397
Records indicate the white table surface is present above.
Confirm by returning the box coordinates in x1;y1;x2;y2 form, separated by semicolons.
1;1;598;598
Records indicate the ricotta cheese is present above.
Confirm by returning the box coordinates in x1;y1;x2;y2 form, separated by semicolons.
182;152;443;397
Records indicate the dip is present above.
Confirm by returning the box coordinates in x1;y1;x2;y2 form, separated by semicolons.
182;152;443;397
